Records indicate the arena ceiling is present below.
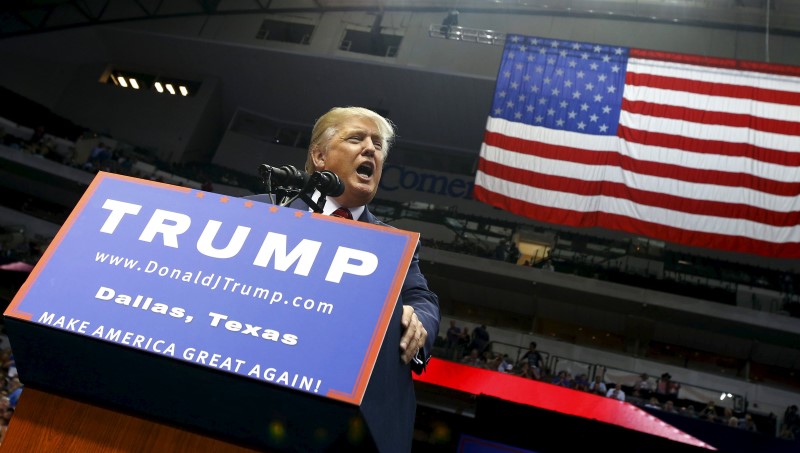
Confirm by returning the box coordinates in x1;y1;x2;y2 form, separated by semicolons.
1;0;799;39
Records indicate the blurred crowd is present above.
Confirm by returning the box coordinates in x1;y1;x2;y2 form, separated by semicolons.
438;320;800;442
0;342;22;446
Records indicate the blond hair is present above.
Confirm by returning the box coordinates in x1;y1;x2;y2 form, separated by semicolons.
304;106;395;173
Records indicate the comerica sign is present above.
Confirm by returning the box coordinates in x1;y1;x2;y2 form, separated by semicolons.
379;164;475;200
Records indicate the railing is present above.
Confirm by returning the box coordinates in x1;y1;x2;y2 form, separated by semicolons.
428;24;506;45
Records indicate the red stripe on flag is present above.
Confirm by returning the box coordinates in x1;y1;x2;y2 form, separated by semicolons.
478;158;800;227
484;131;800;196
621;99;800;136
630;48;800;78
625;71;800;106
473;183;800;259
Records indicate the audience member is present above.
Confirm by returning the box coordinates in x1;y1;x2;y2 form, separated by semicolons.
460;348;484;368
467;324;490;353
482;350;498;368
519;341;545;380
5;378;21;410
778;423;796;440
606;383;626;401
644;397;661;409
0;347;20;445
656;372;680;396
699;400;719;423
117;153;134;175
740;413;758;432
720;407;734;425
0;350;15;380
445;320;461;354
457;327;471;354
662;400;678;413
551;370;573;388
29;125;45;144
589;375;607;396
573;373;590;392
514;361;536;379
0;401;8;445
506;240;521;264
633;372;654;394
493;239;508;261
784;404;800;436
497;354;514;373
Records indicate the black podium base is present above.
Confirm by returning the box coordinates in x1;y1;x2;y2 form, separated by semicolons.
4;317;379;452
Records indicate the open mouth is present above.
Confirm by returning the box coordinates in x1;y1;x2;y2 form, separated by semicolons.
356;162;374;178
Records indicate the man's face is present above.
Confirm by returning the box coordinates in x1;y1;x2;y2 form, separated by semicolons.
312;116;386;208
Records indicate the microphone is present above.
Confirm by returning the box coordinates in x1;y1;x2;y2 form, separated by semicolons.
310;170;345;197
257;164;346;198
258;164;310;189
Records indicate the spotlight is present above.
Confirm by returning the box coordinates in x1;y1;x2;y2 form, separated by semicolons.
118;77;128;88
155;82;164;93
166;84;175;95
179;85;188;96
130;78;140;89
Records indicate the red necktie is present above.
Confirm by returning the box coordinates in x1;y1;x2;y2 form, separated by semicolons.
331;207;353;220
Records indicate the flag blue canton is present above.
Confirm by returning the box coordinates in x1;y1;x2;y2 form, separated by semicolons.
491;35;630;136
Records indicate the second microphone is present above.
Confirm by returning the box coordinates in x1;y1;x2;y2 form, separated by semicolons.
258;164;345;197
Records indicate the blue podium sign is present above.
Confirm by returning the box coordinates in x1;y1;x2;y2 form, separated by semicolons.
6;172;418;405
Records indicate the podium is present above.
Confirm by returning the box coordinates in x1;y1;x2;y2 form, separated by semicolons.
1;388;261;452
3;173;421;452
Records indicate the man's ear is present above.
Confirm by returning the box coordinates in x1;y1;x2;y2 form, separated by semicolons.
310;145;325;171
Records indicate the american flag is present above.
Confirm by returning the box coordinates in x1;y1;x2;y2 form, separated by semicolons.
474;34;800;259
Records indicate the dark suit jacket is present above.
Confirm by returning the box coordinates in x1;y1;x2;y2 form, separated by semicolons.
244;193;440;452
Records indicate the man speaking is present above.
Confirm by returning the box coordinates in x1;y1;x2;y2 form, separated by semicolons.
247;106;440;452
